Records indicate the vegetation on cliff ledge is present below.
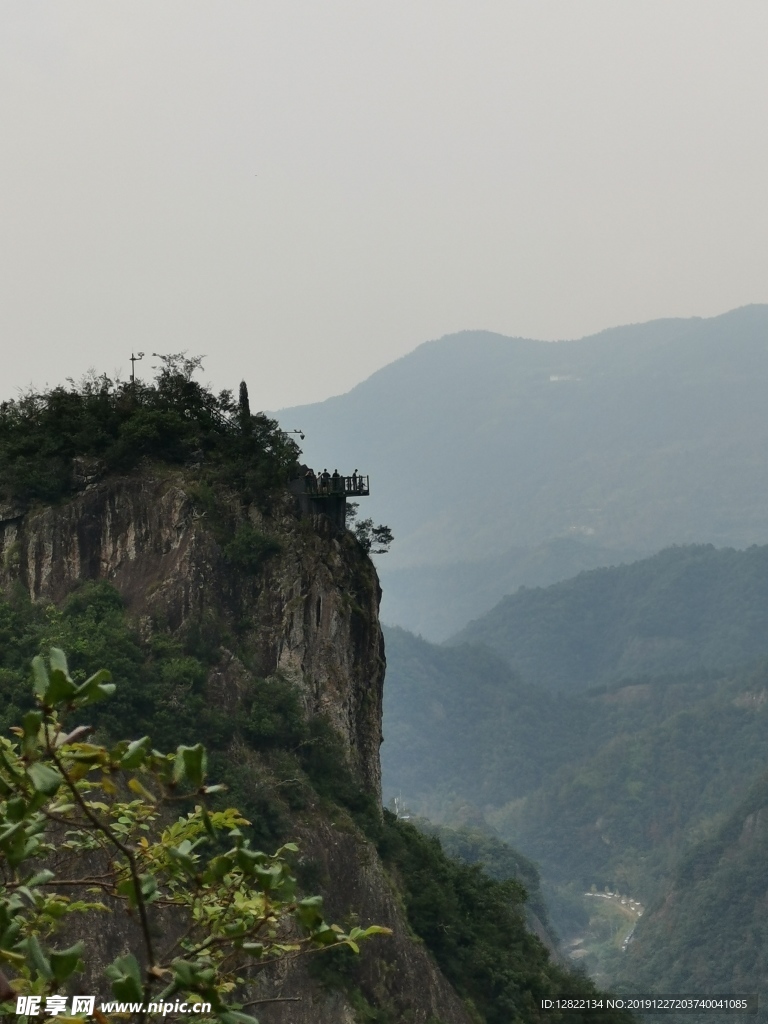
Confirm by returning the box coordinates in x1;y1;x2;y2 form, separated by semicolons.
0;355;300;505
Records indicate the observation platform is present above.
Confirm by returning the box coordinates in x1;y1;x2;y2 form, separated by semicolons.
289;467;369;530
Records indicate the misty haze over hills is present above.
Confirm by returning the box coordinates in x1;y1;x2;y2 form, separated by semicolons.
381;544;768;994
450;543;768;690
278;305;768;637
378;538;647;640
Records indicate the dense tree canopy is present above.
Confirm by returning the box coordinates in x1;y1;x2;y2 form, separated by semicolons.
0;356;300;505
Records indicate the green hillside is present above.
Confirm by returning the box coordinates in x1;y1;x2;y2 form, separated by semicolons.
618;768;768;1001
382;620;768;977
493;661;768;898
412;819;556;944
450;544;768;691
381;625;587;811
383;622;768;893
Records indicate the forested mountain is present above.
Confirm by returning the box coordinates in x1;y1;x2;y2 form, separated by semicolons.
278;305;768;636
381;626;586;810
382;618;768;984
410;820;559;953
450;544;768;691
619;768;768;998
383;624;768;894
495;660;768;899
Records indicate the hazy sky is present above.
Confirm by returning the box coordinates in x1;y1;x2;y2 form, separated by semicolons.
2;2;767;409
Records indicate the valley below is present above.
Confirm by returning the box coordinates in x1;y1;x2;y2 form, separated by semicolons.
380;541;768;1007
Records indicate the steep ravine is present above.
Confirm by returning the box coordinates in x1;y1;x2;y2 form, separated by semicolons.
0;471;475;1024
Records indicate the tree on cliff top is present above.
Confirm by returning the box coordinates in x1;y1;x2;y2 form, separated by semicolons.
0;356;301;505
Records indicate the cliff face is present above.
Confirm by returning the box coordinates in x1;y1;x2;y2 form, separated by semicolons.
0;472;383;798
0;472;474;1024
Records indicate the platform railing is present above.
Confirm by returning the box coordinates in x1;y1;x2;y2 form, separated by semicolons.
305;474;369;496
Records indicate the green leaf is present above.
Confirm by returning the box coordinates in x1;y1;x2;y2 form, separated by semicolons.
22;933;53;981
0;821;24;845
295;895;325;930
27;762;64;796
168;846;197;876
311;925;340;946
167;954;215;987
50;941;85;982
174;743;207;789
47;801;75;815
44;668;78;705
241;942;266;956
251;863;284;891
48;648;70;676
26;869;55;888
116;876;139;908
127;777;157;803
349;925;392;940
31;655;49;698
200;804;214;837
234;846;267;875
5;796;27;822
140;873;158;901
20;710;43;755
106;952;143;1003
120;736;151;769
75;668;115;705
202;853;235;883
15;885;37;905
0;946;25;964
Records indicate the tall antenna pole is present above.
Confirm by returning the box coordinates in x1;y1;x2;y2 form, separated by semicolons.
130;352;145;383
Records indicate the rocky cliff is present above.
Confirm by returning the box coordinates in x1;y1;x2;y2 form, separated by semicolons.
1;472;384;797
0;470;474;1023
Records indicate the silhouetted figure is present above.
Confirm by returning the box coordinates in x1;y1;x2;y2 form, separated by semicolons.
305;467;317;493
331;469;341;493
321;469;331;494
352;469;358;492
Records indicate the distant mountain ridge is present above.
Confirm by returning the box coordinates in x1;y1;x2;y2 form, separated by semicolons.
277;305;768;635
450;543;768;691
379;537;647;640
